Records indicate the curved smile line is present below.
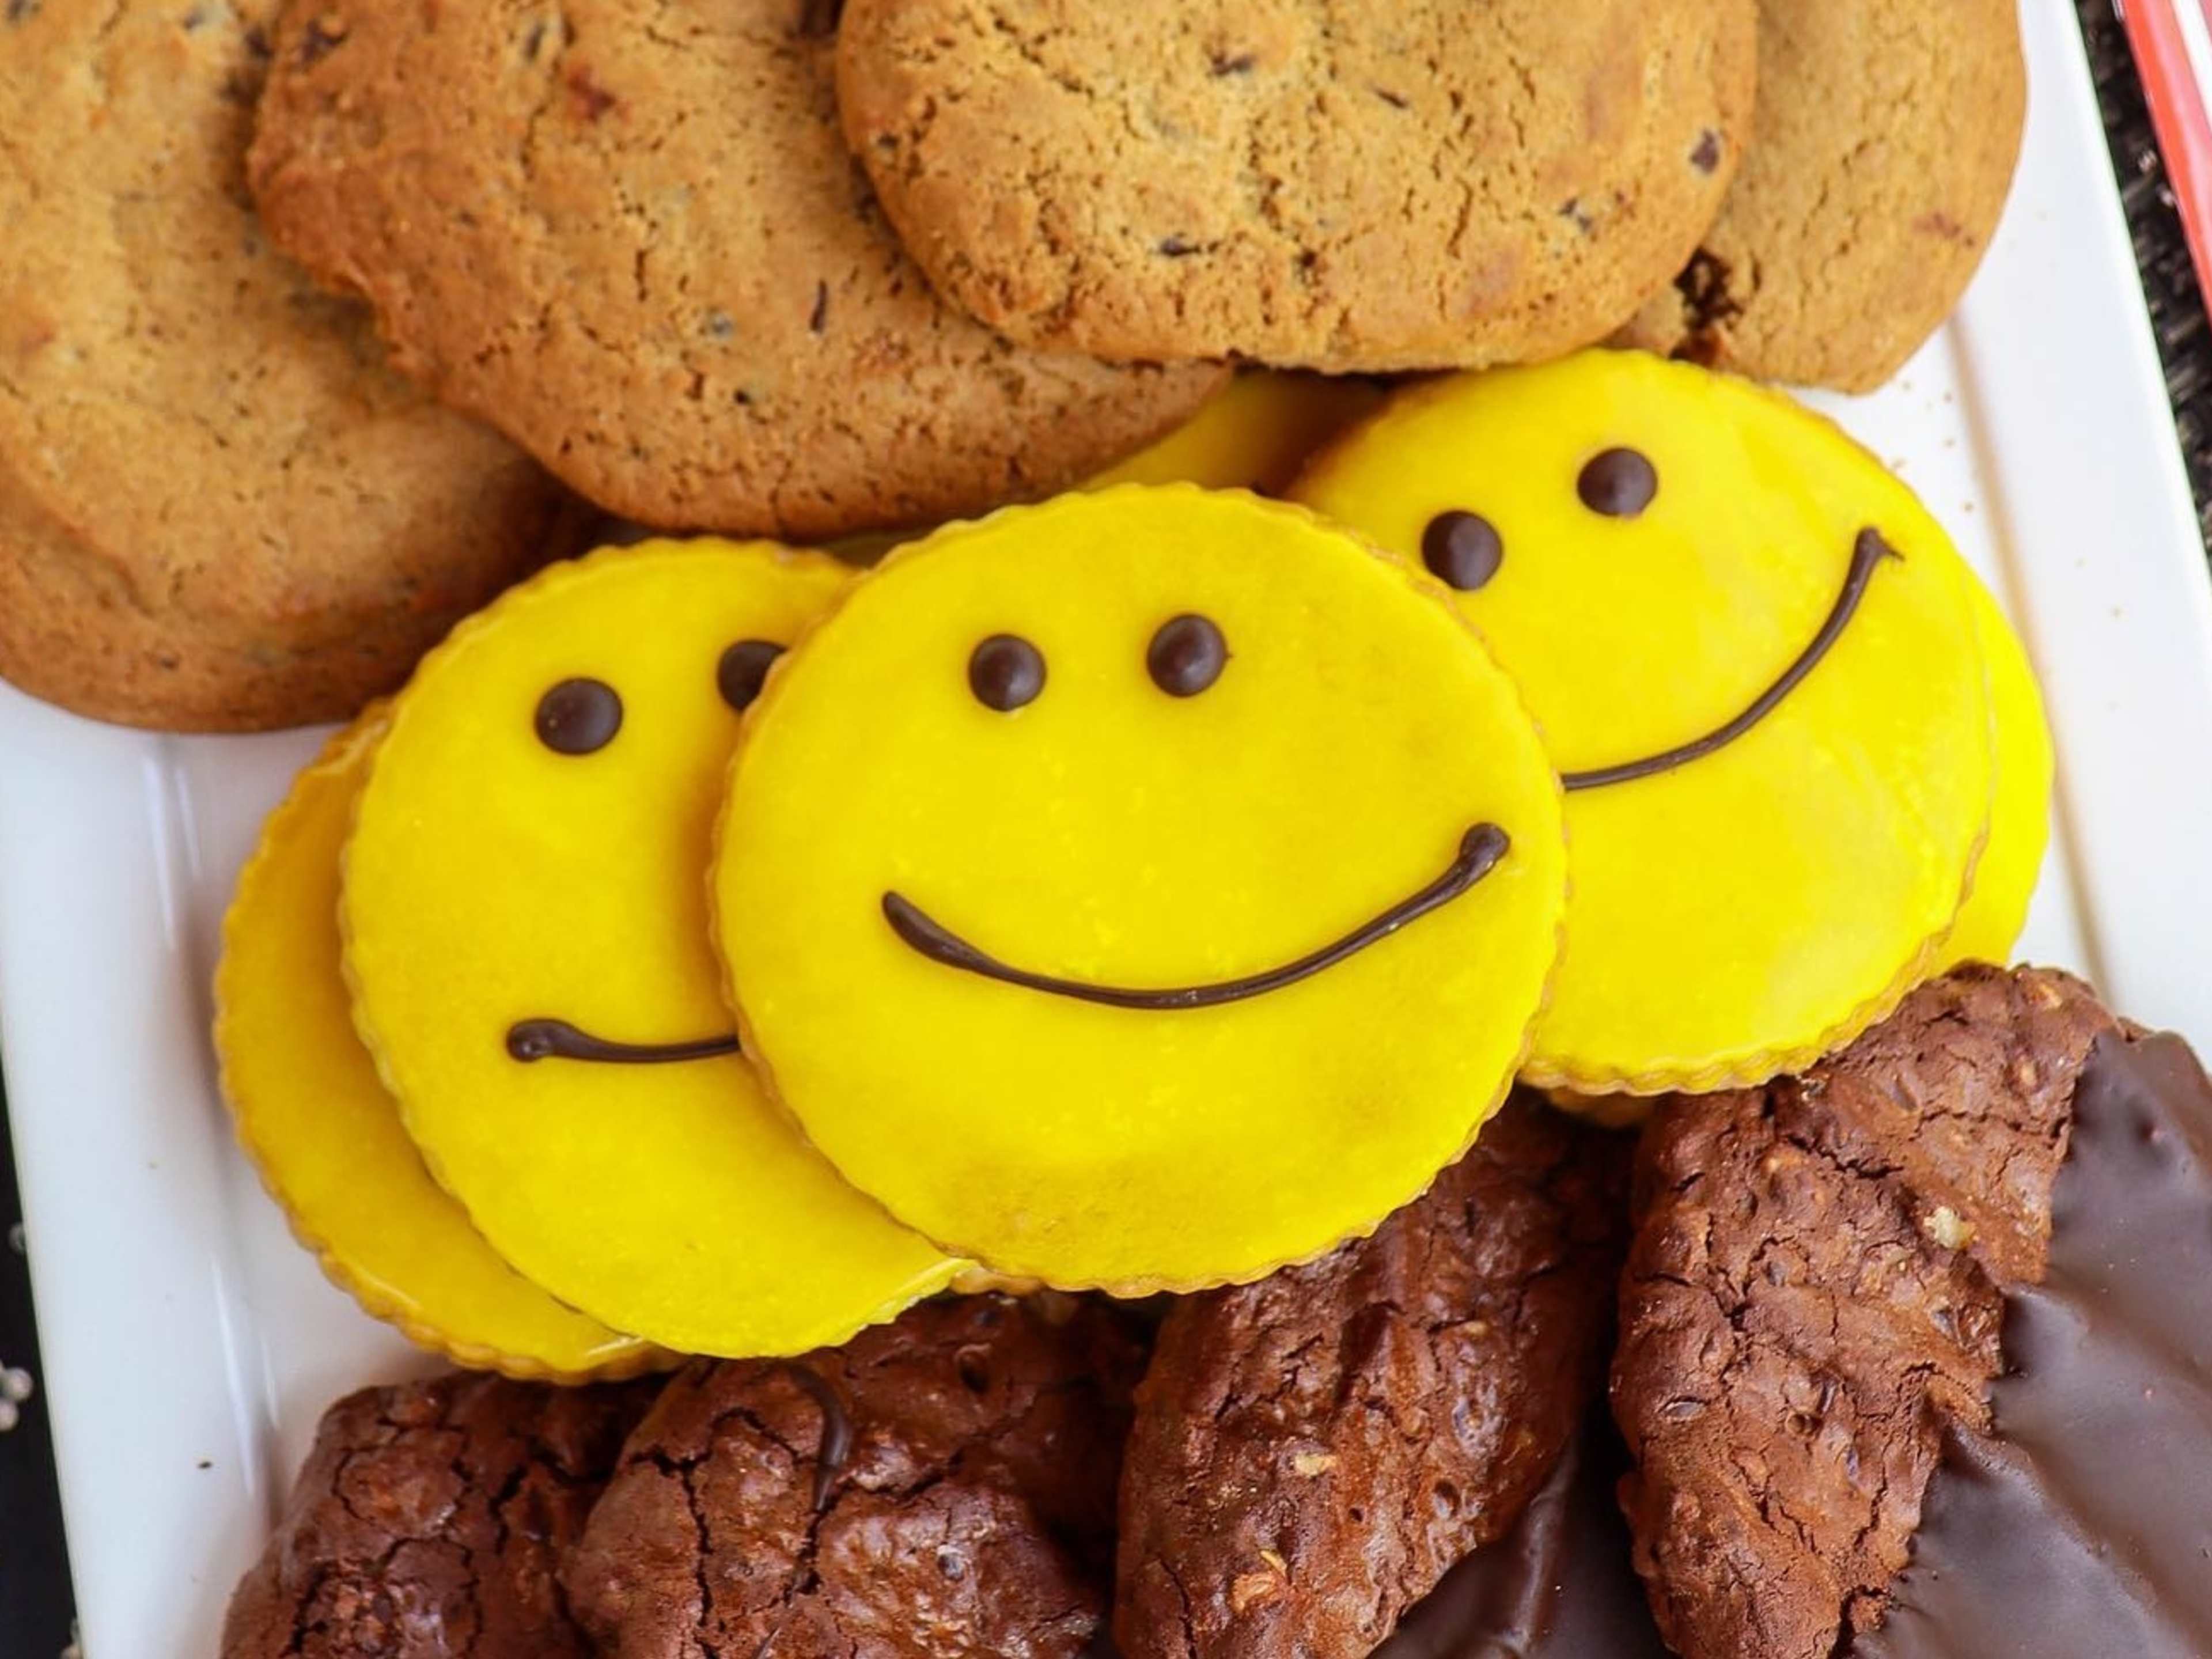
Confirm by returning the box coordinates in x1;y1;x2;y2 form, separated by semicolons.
1560;527;1900;792
881;822;1509;1011
506;1018;739;1065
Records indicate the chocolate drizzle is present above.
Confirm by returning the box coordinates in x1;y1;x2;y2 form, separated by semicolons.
505;1019;739;1065
1849;1030;2212;1657
1562;527;1897;791
772;1362;854;1512
881;823;1508;1010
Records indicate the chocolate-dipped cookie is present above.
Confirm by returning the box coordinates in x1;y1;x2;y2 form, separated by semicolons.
221;1373;656;1658
1113;1094;1633;1658
567;1294;1148;1659
1616;964;2212;1657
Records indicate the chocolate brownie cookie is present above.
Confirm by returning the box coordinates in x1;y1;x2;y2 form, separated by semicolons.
836;0;1756;373
1618;0;2025;391
221;1372;655;1658
0;0;570;732
1615;965;2212;1658
247;0;1223;539
568;1294;1148;1659
1113;1095;1633;1659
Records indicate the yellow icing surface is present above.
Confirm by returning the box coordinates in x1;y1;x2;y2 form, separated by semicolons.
215;712;658;1380
1084;371;1389;495
1296;353;1997;1092
1938;569;2053;968
715;487;1567;1291
342;541;963;1357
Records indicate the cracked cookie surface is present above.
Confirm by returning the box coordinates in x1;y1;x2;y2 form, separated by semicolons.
567;1294;1148;1658
0;0;570;730
836;0;1754;372
1613;965;2118;1659
1617;0;2025;391
1113;1094;1633;1659
220;1372;657;1658
246;0;1223;537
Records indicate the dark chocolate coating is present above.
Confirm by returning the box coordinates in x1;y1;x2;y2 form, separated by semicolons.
882;823;1506;1011
1375;1414;1666;1659
505;1018;738;1065
1849;1030;2212;1657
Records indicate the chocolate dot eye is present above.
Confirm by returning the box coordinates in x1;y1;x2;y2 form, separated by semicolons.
968;634;1046;711
717;639;783;713
1421;510;1504;591
1147;613;1228;697
1577;447;1658;518
533;677;622;755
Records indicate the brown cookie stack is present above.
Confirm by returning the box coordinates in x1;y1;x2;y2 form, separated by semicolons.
221;969;2212;1657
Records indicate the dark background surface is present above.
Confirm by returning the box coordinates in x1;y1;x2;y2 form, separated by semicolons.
0;4;2208;1653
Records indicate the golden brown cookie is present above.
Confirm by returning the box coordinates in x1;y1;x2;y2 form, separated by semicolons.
835;0;1756;372
0;0;570;733
246;0;1225;539
1618;0;2025;392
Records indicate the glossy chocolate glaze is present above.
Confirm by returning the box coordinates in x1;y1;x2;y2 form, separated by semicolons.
1561;527;1896;791
1376;1415;1666;1659
776;1361;854;1511
1852;1031;2212;1657
504;1018;738;1064
882;822;1508;1011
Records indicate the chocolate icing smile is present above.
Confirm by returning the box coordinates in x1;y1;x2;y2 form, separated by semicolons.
881;822;1508;1010
1561;527;1899;791
505;1018;738;1065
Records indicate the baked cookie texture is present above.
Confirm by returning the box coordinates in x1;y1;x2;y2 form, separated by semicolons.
1114;1095;1633;1659
246;0;1224;539
567;1294;1148;1659
0;0;569;732
1618;0;2026;391
836;0;1756;372
221;1372;655;1659
1613;965;2165;1659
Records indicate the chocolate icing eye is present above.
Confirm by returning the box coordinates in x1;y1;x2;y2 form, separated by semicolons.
718;639;784;712
1577;448;1658;518
1147;614;1228;697
534;677;623;755
1421;510;1504;591
969;634;1046;711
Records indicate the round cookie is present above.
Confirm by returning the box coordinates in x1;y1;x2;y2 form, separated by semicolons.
217;710;658;1381
715;487;1569;1291
835;0;1756;372
343;540;964;1357
0;0;570;732
1295;352;2003;1092
1085;372;1389;496
246;0;1224;540
1617;0;2025;391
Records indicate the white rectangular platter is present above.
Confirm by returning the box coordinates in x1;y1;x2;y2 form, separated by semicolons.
6;5;2212;1653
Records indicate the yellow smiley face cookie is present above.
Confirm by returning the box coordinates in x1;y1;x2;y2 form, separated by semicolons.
1297;351;2021;1092
342;540;964;1357
714;487;1567;1292
217;710;660;1381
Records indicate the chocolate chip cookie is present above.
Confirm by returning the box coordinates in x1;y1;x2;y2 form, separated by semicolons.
1616;965;2212;1657
0;0;570;732
567;1294;1148;1659
1618;0;2025;391
221;1372;655;1658
247;0;1224;539
1113;1094;1634;1658
836;0;1756;372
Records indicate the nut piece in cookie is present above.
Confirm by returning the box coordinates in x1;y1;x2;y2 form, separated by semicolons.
246;0;1224;538
221;1372;656;1659
1114;1094;1633;1659
0;0;570;732
1618;0;2026;391
567;1294;1149;1659
1615;964;2212;1658
1296;351;2040;1093
836;0;1755;372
